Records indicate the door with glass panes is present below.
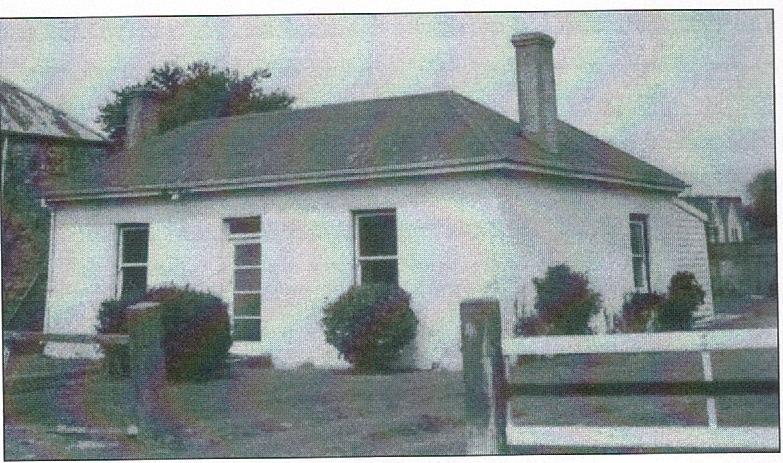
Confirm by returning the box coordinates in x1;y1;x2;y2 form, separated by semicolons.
227;217;262;342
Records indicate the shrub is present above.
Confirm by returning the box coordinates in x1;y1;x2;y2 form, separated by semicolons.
513;314;550;336
96;286;231;382
657;272;705;331
529;265;602;335
322;284;417;372
615;292;665;333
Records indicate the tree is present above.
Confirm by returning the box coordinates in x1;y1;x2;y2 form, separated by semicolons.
745;169;776;240
97;62;295;142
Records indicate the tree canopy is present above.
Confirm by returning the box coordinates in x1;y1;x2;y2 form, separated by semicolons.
745;169;776;240
97;62;295;142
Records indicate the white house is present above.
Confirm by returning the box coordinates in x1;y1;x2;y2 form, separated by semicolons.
681;195;746;243
39;33;713;370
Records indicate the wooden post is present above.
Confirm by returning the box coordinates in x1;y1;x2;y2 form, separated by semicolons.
126;302;166;437
460;298;507;454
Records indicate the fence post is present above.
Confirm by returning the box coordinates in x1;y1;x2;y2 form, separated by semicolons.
460;298;507;454
126;302;166;437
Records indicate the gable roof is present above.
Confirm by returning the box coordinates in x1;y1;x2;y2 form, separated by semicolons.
681;195;745;229
0;79;106;143
42;91;687;198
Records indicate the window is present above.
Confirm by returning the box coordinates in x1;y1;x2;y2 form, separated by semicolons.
629;214;651;293
226;217;261;341
354;210;398;285
117;225;149;299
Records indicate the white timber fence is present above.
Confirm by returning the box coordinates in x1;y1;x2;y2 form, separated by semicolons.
459;299;779;454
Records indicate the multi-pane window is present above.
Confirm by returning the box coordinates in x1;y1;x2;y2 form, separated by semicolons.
117;225;149;299
226;217;262;341
354;210;398;285
629;214;651;293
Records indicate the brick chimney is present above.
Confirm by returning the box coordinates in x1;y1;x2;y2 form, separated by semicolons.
125;88;161;150
511;32;558;153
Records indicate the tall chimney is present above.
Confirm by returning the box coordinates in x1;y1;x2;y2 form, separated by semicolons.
511;32;558;153
125;88;161;150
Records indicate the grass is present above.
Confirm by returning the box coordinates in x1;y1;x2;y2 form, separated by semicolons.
4;357;467;460
4;298;778;458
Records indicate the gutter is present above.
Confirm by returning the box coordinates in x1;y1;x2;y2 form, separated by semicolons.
43;159;686;202
673;198;709;222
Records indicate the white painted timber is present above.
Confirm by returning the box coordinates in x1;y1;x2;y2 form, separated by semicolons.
44;173;715;369
506;425;780;449
502;328;777;356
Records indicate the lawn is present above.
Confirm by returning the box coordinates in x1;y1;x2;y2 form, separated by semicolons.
4;299;778;458
4;358;467;459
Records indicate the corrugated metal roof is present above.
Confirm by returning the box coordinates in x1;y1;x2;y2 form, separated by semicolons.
43;91;687;195
0;78;106;142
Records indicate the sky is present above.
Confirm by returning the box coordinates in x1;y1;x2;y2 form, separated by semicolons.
0;11;774;198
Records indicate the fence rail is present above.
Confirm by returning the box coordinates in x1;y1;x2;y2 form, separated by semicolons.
502;328;777;357
459;299;780;454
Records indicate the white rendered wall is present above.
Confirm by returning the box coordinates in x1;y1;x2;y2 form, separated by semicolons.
44;174;712;368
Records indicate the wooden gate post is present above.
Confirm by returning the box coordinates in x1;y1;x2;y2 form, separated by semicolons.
126;301;166;437
460;298;507;454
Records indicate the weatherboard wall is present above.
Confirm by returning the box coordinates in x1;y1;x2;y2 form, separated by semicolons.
43;174;712;369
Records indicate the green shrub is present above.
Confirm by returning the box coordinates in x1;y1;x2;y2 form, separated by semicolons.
512;314;550;336
657;272;705;331
97;286;231;382
155;288;231;382
322;284;417;372
530;264;602;335
616;292;665;333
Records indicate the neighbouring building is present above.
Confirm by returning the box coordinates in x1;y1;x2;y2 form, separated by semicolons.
681;195;747;244
1;78;108;330
39;33;713;369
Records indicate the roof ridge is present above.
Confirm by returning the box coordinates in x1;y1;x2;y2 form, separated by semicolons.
443;92;510;161
557;120;686;186
158;90;458;136
0;78;107;141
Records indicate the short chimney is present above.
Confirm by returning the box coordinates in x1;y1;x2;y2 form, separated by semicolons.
125;88;161;150
511;32;558;152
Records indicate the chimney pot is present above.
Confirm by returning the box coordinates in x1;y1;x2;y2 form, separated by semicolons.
125;87;162;150
511;32;558;152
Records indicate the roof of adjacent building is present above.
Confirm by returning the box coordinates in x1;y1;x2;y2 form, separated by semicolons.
0;78;106;143
681;195;744;220
42;91;687;197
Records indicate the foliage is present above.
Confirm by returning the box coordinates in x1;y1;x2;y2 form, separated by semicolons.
745;169;776;240
1;209;43;309
97;62;295;142
322;284;418;372
615;292;665;333
512;314;550;336
97;287;232;381
656;272;706;331
527;265;602;335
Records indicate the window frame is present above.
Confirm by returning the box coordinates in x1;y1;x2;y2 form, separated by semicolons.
353;209;398;286
116;224;149;299
225;217;262;342
629;214;651;293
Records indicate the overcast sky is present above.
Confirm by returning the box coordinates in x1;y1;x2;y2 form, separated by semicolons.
0;11;774;198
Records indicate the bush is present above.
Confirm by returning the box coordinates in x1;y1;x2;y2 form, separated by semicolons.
615;292;665;333
322;284;417;372
97;287;231;382
527;265;602;335
513;314;550;336
657;272;705;331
